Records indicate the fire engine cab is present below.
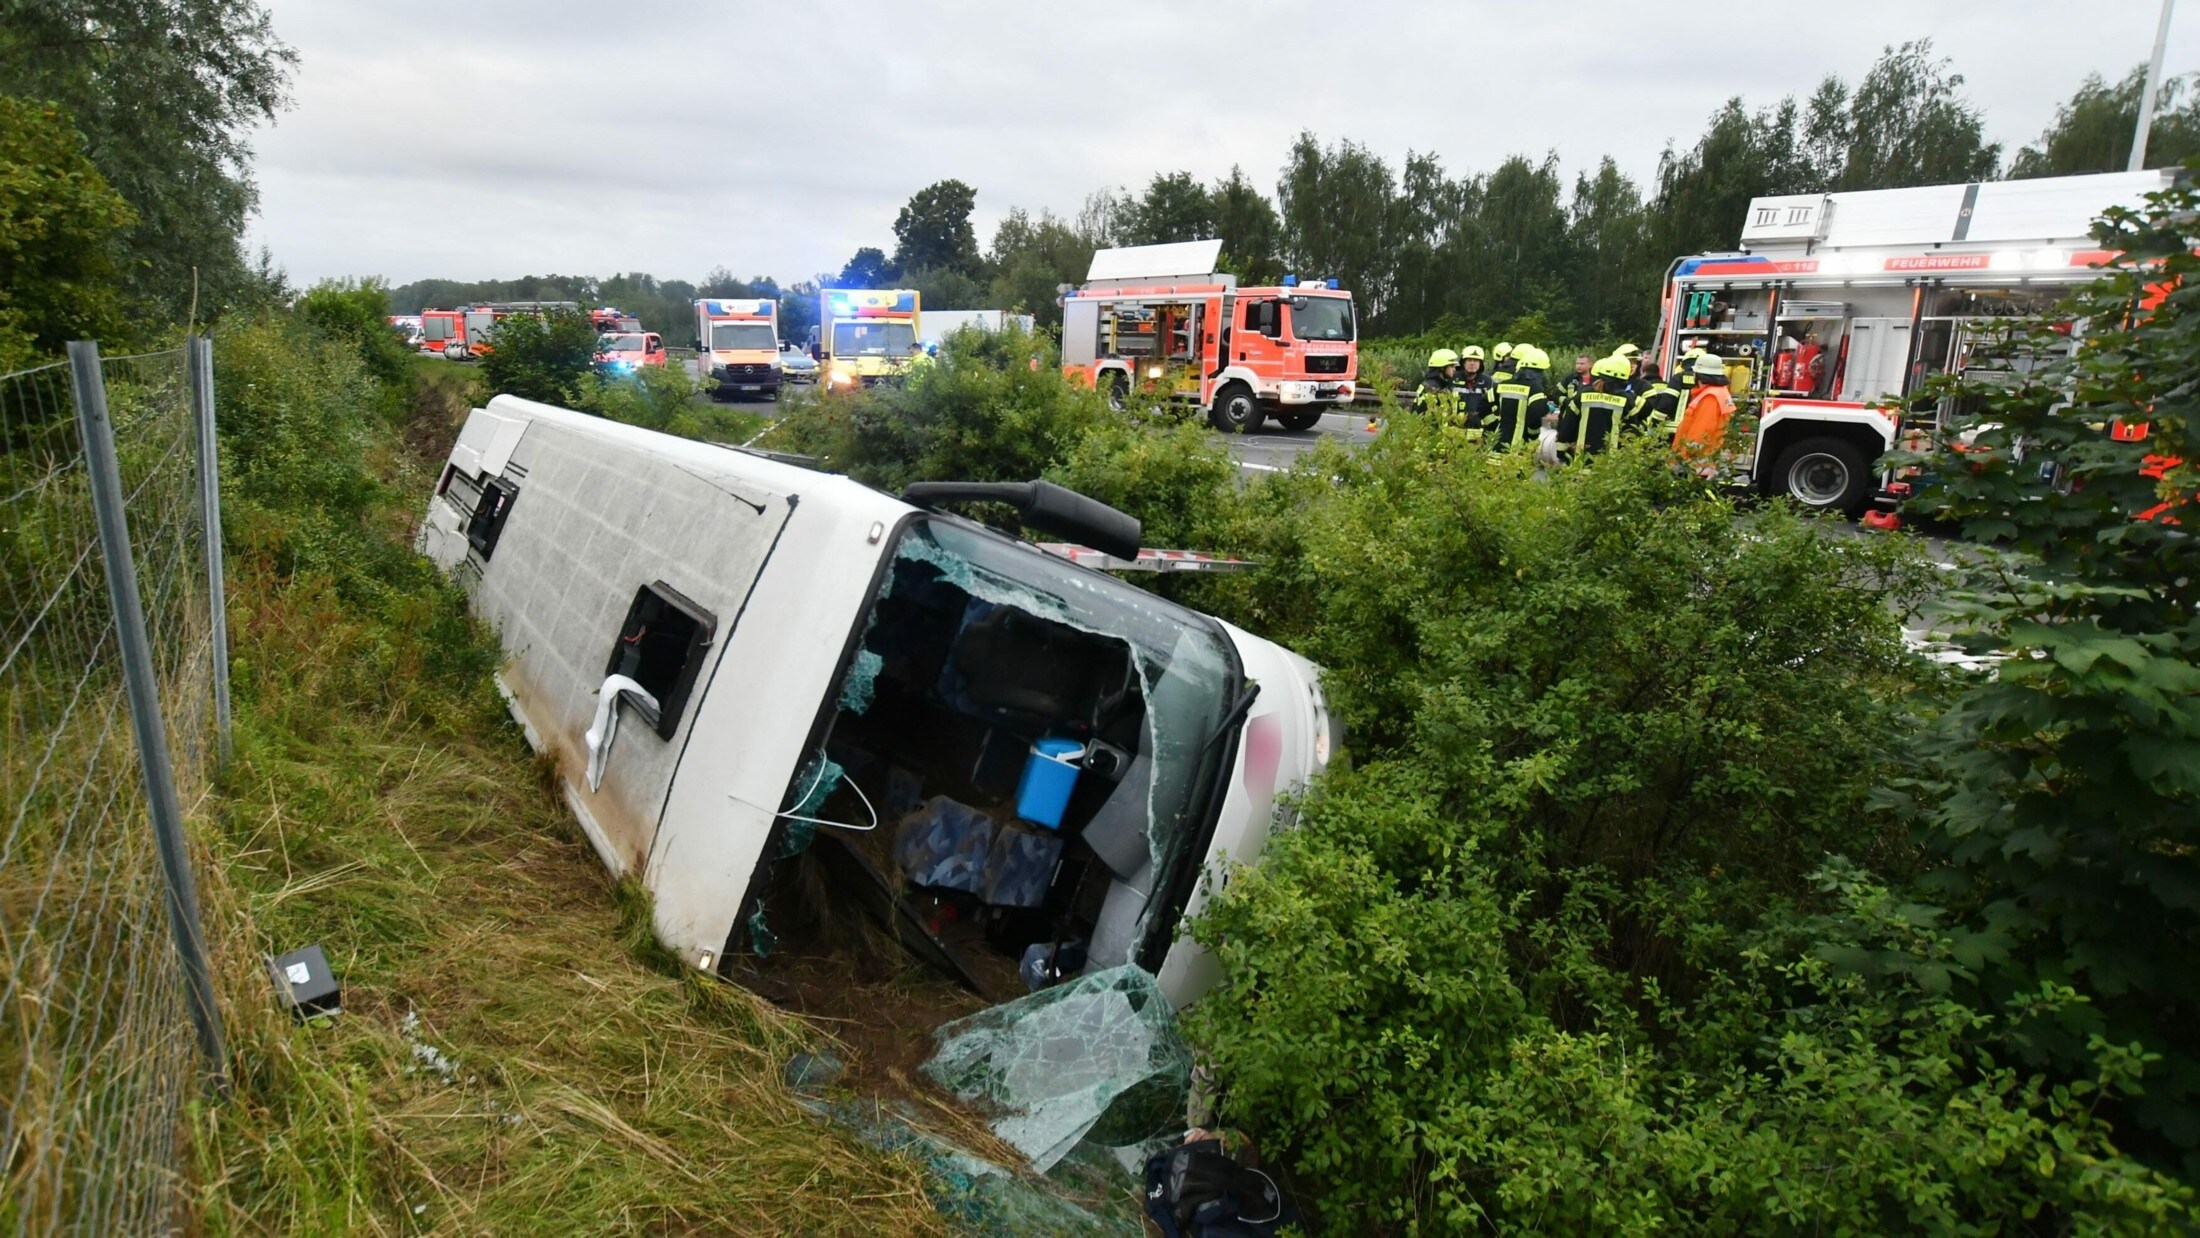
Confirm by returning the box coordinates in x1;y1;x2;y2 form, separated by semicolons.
1062;240;1358;433
1656;169;2178;515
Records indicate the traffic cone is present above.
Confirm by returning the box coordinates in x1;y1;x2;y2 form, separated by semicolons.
1860;510;1901;531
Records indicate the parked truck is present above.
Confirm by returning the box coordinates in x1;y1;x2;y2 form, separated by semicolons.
819;288;921;388
1653;168;2177;514
1061;240;1358;432
693;298;781;400
420;301;581;361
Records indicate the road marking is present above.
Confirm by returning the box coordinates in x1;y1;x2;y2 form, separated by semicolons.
1236;461;1283;472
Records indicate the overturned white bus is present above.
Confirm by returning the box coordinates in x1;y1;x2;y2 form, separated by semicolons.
419;396;1334;1007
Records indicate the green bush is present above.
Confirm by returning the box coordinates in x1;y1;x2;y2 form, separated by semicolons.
576;362;699;431
576;362;763;444
1174;422;2188;1229
295;277;415;393
768;324;1111;493
1893;176;2200;1179
479;308;597;404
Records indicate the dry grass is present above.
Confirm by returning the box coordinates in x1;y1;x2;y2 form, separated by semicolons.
182;355;951;1235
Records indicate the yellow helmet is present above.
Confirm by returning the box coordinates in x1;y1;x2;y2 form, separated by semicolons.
1427;348;1459;368
1517;346;1550;370
1492;342;1514;359
1612;342;1641;358
1591;355;1632;381
1460;345;1486;361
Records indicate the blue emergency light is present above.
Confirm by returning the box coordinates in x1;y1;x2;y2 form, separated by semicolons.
1326;278;1340;289
1281;274;1298;287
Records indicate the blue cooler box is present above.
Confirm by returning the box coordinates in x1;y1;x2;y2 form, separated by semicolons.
1015;738;1084;829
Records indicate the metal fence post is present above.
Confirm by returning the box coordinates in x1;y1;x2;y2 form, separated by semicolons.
187;334;234;763
66;341;229;1088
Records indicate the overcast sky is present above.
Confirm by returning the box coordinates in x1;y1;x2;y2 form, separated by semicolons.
247;1;2200;289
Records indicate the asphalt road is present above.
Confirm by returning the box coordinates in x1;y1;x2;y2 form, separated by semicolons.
1221;408;1378;472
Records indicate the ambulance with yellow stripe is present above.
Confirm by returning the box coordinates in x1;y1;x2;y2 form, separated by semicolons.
819;288;922;389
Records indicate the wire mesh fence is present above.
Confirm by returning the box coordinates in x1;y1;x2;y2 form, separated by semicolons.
0;342;227;1233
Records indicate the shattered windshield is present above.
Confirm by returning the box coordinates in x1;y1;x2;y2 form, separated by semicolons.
891;519;1238;891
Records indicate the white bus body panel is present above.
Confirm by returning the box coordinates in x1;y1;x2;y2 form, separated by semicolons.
427;397;903;962
1155;626;1329;1006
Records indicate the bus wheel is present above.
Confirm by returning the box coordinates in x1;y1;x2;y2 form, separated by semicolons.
1104;372;1128;412
1773;436;1871;517
1208;383;1262;433
1274;408;1324;432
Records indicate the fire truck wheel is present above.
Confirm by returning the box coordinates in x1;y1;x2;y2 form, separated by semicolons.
1104;372;1128;412
1772;436;1871;517
1208;384;1262;433
1274;409;1324;432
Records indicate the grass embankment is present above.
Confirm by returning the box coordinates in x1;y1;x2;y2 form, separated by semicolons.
187;342;943;1233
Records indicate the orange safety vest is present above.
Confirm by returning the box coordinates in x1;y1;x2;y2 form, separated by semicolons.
1672;383;1735;463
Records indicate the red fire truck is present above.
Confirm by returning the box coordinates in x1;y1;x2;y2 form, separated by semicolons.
1061;240;1357;432
418;301;582;360
1653;169;2177;515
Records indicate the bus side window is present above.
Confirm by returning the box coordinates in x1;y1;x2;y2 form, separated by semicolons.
604;581;717;740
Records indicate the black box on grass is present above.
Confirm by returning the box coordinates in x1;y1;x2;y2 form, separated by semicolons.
268;944;341;1020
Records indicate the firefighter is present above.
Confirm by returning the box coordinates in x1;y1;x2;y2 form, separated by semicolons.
1412;348;1461;421
1565;352;1595;401
1627;358;1682;441
1674;345;1708;393
1611;342;1642;389
1492;345;1553;450
1562;355;1634;457
1455;345;1495;432
1672;351;1736;469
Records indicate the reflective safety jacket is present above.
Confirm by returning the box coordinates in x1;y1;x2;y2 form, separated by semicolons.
1567;388;1630;454
1491;371;1552;448
1454;369;1495;423
1412;373;1461;422
1628;378;1681;438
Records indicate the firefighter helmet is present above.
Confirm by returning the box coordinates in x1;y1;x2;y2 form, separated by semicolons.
1427;348;1459;369
1592;355;1632;381
1492;342;1514;359
1460;345;1486;361
1613;342;1641;358
1516;346;1550;370
1692;352;1730;378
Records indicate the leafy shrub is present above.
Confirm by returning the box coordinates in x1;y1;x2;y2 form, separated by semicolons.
576;362;763;444
576;362;699;430
295;277;415;392
769;325;1111;493
1173;422;2196;1229
1892;177;2200;1179
480;308;597;404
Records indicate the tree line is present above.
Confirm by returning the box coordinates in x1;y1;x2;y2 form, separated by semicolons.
9;18;2199;372
382;42;2200;361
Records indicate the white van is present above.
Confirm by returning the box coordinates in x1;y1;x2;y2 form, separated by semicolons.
420;396;1334;1006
